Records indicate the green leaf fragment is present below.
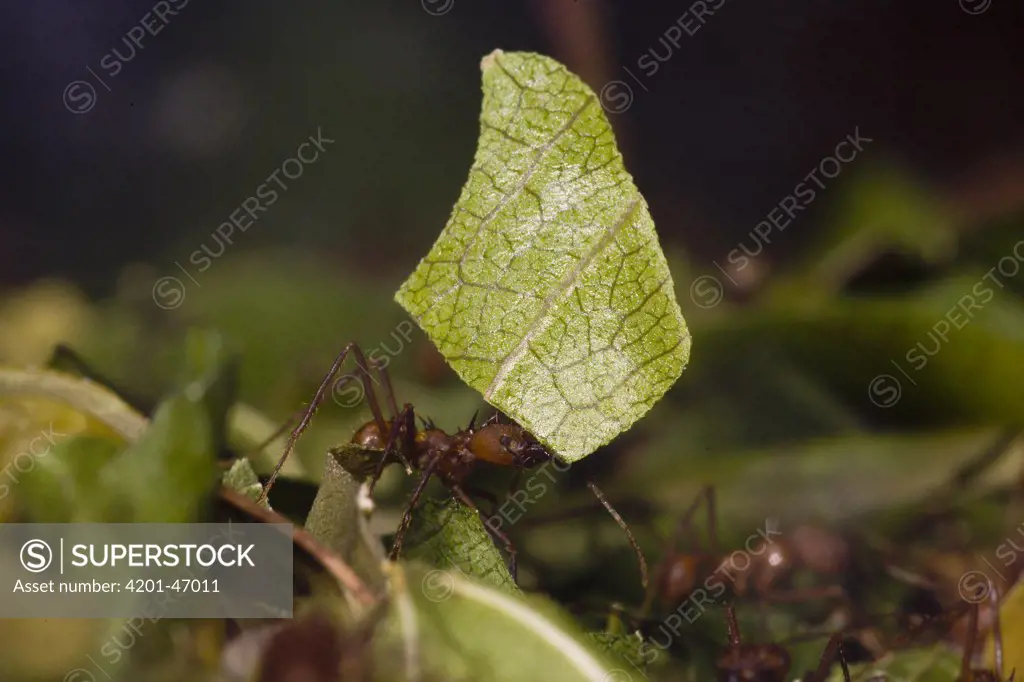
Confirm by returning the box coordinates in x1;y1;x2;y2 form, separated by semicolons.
395;49;690;461
222;457;267;506
402;498;518;595
384;563;621;682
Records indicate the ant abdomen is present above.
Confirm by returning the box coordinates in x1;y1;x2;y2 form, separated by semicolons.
352;421;389;449
661;554;716;604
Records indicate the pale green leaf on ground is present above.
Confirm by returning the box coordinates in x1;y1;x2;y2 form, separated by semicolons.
822;645;960;681
395;49;690;462
382;562;620;682
223;457;267;506
402;497;518;595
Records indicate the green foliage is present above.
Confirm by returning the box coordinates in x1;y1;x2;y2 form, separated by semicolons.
403;497;519;595
396;50;690;462
824;645;961;682
379;563;619;682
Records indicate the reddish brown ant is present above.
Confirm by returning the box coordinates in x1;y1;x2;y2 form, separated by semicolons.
642;486;848;616
716;602;851;682
257;342;648;585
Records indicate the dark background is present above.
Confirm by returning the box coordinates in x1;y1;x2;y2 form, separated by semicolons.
3;0;1022;291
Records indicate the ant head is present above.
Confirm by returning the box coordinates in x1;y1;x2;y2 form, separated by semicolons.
467;423;550;467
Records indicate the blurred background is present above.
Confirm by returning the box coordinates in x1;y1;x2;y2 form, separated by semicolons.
2;1;1024;679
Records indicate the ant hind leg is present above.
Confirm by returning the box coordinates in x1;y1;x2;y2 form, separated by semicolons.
258;342;389;504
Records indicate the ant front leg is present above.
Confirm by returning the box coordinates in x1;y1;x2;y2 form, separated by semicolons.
586;479;648;590
367;403;416;496
389;453;442;562
802;633;851;682
258;342;390;504
450;484;519;582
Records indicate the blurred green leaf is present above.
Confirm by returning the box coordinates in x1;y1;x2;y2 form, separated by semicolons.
101;329;234;522
403;497;518;595
767;163;957;301
395;49;690;462
17;434;123;522
383;562;619;681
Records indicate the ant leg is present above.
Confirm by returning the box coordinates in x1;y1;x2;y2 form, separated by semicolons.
451;484;518;582
258;342;389;505
990;579;1005;678
459;486;500;517
389;453;442;561
367;404;416;496
961;599;980;680
586;479;648;590
369;358;400;421
724;602;742;647
803;633;849;682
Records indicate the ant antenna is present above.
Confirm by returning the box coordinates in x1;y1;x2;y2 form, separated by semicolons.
370;359;400;421
586;479;649;589
990;579;1005;678
466;410;479;431
962;596;980;680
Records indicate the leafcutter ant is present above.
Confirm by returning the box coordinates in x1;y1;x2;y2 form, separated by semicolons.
257;342;648;585
893;579;1015;682
716;602;851;682
641;485;847;616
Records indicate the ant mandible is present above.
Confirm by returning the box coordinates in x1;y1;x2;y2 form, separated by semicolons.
716;602;851;682
641;486;847;615
257;342;648;586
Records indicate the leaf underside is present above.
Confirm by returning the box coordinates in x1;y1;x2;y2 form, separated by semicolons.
395;50;690;461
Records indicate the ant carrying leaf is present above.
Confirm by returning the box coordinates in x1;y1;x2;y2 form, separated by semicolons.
257;342;648;586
